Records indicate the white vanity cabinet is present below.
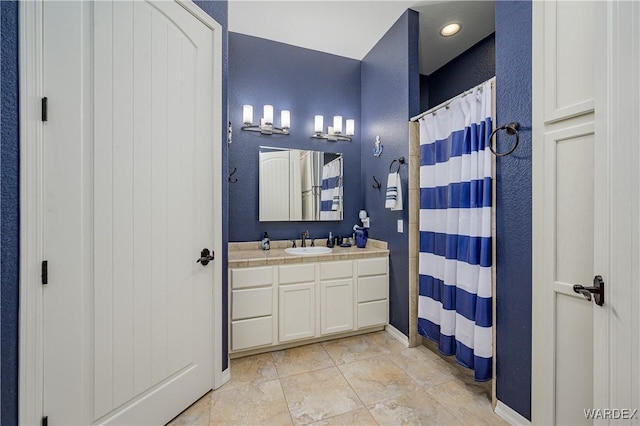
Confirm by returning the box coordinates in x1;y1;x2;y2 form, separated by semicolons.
320;260;354;335
278;264;316;342
356;257;389;328
228;253;389;356
229;266;274;351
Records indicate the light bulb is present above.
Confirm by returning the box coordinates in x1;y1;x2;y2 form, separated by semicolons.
281;110;290;129
333;116;343;134
263;105;273;126
242;105;253;125
314;115;323;134
346;119;355;136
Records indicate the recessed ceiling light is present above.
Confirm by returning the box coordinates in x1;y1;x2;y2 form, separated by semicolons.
440;23;461;37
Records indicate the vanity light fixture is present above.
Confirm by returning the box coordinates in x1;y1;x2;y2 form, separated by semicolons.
311;115;355;141
242;104;290;135
440;22;461;37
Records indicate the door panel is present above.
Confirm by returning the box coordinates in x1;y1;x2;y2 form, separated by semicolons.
43;1;217;424
533;1;603;424
555;292;593;425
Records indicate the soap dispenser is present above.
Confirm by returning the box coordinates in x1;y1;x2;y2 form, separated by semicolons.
326;232;334;248
261;232;270;250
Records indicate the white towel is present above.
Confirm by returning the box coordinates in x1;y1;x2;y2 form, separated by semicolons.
385;172;403;211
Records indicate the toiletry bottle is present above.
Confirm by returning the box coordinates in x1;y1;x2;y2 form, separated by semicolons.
261;232;270;250
326;232;334;248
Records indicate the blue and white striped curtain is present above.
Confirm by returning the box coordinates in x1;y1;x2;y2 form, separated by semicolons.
417;80;493;381
320;157;342;220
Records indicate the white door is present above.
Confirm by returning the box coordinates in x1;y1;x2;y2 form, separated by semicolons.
41;1;221;424
259;151;291;221
532;1;640;424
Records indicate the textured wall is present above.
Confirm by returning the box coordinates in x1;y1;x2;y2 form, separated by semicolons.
421;33;495;112
361;10;420;336
194;0;229;373
1;2;20;424
228;32;362;242
495;0;532;420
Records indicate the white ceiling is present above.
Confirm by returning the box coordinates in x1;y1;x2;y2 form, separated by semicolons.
228;1;495;75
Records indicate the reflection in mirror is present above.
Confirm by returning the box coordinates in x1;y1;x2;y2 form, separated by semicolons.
259;146;343;221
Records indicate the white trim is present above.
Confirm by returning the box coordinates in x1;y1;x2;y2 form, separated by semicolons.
384;324;409;347
19;1;45;425
220;368;231;387
494;401;531;426
177;0;225;392
530;2;550;423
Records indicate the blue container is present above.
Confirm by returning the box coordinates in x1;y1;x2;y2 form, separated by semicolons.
355;228;368;248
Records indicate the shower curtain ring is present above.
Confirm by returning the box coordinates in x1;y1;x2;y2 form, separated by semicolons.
489;122;520;157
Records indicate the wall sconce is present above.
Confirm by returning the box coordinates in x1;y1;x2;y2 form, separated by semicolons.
242;104;290;135
311;115;355;141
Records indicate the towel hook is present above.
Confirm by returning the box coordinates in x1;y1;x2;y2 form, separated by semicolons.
372;175;382;190
389;157;405;173
489;122;520;157
228;167;238;183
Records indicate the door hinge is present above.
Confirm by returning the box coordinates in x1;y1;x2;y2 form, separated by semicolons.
41;97;48;122
42;260;48;285
42;416;48;426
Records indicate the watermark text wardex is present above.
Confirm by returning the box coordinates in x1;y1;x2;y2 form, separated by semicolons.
584;409;639;420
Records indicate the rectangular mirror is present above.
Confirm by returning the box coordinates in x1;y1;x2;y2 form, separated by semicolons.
259;146;343;221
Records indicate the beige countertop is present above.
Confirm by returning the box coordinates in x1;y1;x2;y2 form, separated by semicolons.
229;239;389;268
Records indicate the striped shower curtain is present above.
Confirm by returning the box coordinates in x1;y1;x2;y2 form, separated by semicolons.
417;80;493;381
320;157;342;220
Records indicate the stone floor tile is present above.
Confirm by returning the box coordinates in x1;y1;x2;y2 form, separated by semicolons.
222;352;278;391
322;335;385;365
167;391;212;426
280;367;363;425
367;390;460;425
272;343;335;378
338;356;421;406
310;408;378;426
209;379;292;425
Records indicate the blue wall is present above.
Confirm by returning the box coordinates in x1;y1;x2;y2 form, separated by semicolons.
228;33;362;242
421;33;495;111
1;2;19;424
495;0;532;420
0;2;229;424
361;10;420;336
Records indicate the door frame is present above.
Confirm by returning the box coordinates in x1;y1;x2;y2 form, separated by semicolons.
18;2;224;424
532;1;640;423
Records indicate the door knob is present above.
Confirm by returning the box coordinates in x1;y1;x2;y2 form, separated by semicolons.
573;275;604;306
196;248;214;266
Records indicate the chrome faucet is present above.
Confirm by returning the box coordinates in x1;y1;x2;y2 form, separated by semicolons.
301;230;309;247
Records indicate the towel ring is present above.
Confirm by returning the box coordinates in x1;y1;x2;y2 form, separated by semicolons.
389;157;405;173
489;122;520;157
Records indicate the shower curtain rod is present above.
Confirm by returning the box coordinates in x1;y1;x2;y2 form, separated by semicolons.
410;77;496;122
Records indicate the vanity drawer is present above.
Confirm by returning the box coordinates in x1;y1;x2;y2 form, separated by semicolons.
231;266;273;289
320;260;353;280
357;300;388;328
279;263;315;284
232;287;273;320
231;316;273;351
357;258;388;277
357;275;388;303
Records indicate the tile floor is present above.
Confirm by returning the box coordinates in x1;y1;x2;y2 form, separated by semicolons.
167;331;508;425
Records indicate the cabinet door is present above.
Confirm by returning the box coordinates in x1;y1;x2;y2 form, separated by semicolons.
279;283;315;342
321;279;353;335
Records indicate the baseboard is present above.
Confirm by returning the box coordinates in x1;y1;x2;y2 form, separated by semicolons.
385;324;409;347
495;401;531;426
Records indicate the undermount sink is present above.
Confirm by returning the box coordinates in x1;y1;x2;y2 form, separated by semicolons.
284;246;333;256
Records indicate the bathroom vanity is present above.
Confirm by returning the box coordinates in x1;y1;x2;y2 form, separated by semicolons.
228;240;389;357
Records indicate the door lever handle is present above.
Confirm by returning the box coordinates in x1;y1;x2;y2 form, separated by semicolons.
573;275;604;306
196;248;214;266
